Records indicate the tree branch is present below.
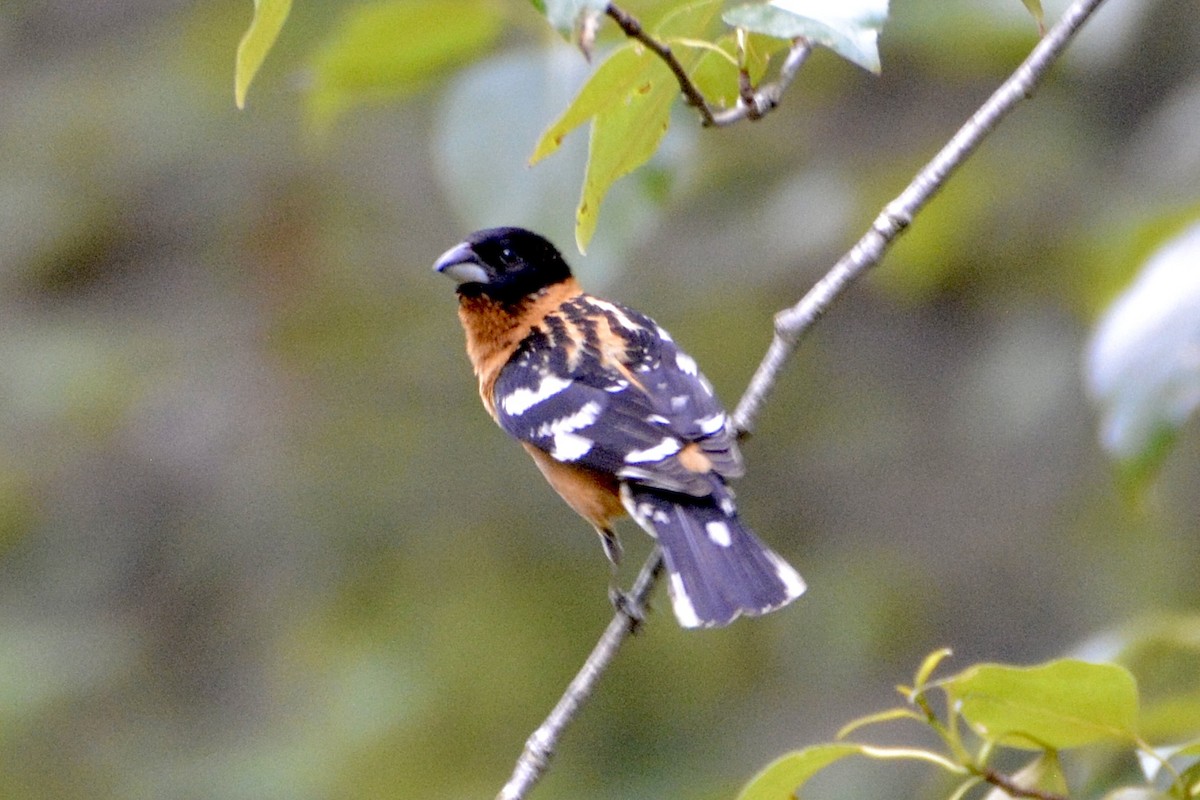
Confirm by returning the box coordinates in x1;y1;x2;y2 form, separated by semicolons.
496;0;1108;797
496;553;663;800
711;38;813;127
604;3;716;125
604;2;814;128
732;0;1107;434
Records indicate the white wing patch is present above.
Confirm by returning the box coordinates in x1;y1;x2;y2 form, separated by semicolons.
675;352;698;376
696;413;727;435
536;400;602;462
501;374;572;416
584;297;642;331
624;437;682;464
705;520;732;547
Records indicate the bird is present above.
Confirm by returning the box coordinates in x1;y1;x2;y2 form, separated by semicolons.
433;227;805;628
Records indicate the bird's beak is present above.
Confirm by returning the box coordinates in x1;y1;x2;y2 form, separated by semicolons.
433;241;490;285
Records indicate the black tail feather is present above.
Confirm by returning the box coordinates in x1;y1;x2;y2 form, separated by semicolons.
622;486;805;628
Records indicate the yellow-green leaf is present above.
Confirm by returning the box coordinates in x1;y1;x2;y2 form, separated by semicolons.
532;0;722;250
944;659;1139;750
575;56;674;251
914;647;954;690
531;46;648;165
736;744;861;800
1020;0;1045;33
308;0;502;133
235;0;293;109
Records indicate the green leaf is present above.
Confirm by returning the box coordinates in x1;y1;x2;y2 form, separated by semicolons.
1019;0;1045;33
235;0;293;109
532;0;721;250
307;0;502;133
736;744;861;800
536;0;608;40
1085;220;1200;481
723;0;888;74
944;660;1139;750
687;31;781;107
531;46;649;165
836;707;924;740
914;647;954;690
575;59;673;252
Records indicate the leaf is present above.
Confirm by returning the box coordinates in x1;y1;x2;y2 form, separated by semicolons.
723;0;889;74
235;0;293;109
433;47;680;286
531;0;721;250
536;0;608;41
914;647;954;690
981;752;1068;800
1085;220;1200;480
687;31;781;107
836;707;924;740
944;660;1139;750
1020;0;1046;33
307;0;502;133
574;62;675;252
736;744;861;800
530;46;649;165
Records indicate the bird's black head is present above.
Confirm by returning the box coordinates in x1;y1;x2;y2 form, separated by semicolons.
436;226;576;304
433;227;574;304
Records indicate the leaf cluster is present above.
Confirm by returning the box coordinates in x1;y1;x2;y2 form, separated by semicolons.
233;0;1047;253
739;647;1200;800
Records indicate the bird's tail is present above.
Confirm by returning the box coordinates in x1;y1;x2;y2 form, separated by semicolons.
622;485;805;628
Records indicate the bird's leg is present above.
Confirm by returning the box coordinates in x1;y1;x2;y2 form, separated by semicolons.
598;526;623;566
597;527;647;629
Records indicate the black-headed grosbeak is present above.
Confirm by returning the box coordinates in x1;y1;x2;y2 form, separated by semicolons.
434;227;804;628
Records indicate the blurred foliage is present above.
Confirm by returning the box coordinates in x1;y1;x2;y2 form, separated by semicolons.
1086;221;1200;485
2;1;1200;799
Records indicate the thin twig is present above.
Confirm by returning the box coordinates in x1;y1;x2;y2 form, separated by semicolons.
711;39;813;126
496;1;1108;797
605;3;716;125
496;553;663;800
981;768;1068;800
732;0;1107;434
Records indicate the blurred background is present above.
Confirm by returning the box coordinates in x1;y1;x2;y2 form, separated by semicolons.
2;0;1199;798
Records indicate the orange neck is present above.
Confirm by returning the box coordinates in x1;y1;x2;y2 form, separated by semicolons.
456;277;583;415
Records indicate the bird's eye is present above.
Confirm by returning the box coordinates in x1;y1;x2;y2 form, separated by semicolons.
500;247;515;264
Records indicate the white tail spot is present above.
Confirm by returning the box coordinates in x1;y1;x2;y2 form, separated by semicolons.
669;573;703;628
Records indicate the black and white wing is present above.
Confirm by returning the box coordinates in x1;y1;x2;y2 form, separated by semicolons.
491;294;741;496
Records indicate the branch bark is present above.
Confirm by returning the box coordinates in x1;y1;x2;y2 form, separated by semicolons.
496;553;663;800
497;0;1108;797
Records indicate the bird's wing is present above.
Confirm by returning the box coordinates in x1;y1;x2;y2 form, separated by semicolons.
492;294;742;496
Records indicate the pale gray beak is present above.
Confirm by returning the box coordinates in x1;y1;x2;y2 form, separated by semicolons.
433;241;490;285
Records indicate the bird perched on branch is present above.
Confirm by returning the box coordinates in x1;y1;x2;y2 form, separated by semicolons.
434;227;804;628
